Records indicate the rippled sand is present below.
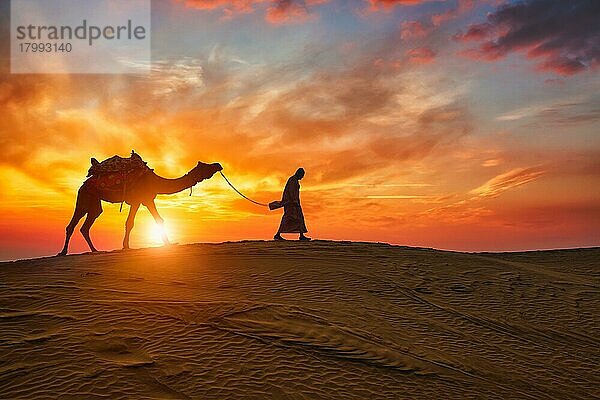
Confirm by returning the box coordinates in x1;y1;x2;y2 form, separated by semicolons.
1;241;598;399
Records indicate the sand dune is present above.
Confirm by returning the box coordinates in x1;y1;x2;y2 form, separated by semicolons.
0;241;598;399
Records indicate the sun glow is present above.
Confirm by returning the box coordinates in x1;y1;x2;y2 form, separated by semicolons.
148;223;172;245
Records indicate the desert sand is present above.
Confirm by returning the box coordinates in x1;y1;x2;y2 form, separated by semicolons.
0;241;598;399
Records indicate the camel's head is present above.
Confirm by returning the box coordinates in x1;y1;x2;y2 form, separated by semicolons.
191;161;223;182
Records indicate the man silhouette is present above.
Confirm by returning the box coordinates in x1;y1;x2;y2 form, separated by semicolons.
274;168;311;241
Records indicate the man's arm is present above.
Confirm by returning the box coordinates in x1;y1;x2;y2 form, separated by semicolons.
281;178;300;206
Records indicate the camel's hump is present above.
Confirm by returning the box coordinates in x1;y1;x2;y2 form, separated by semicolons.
87;153;149;177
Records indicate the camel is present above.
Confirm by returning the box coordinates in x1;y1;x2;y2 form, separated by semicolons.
58;160;223;256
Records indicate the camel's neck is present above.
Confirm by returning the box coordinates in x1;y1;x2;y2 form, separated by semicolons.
152;173;196;195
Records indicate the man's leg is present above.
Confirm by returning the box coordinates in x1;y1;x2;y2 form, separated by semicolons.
299;233;311;241
275;212;286;240
274;230;285;241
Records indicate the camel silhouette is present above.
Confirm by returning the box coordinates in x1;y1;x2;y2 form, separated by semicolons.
58;161;223;256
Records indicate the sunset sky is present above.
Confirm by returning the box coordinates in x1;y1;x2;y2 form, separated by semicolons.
0;0;599;260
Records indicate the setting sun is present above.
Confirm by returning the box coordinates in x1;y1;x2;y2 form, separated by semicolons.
148;223;172;245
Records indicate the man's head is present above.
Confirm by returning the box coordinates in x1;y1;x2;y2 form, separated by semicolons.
295;167;305;180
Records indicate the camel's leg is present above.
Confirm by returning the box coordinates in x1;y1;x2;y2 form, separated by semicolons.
59;185;96;256
76;192;103;253
80;210;102;253
145;200;170;245
123;202;140;250
58;207;86;256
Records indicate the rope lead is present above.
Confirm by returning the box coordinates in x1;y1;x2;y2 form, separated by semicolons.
220;171;268;207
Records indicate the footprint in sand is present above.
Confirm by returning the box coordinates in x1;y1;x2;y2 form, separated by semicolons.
88;338;154;367
414;286;433;294
81;271;102;278
449;283;472;293
23;326;62;343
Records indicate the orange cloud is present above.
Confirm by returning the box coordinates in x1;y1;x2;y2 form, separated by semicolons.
399;0;482;42
406;47;436;64
177;0;268;13
470;167;545;199
400;21;429;40
431;0;474;26
177;0;328;24
266;0;327;24
367;0;430;12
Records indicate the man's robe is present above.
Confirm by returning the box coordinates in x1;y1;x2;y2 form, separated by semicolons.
277;175;308;234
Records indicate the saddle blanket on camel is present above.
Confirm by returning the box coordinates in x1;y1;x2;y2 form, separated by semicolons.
84;151;151;200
